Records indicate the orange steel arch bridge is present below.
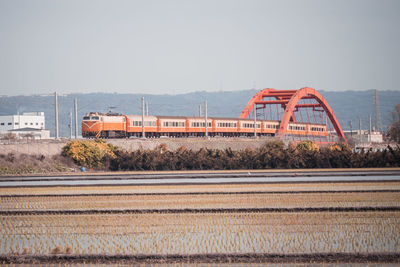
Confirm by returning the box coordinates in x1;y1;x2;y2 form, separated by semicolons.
239;87;346;143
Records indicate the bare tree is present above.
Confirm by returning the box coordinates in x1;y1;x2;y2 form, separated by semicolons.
388;103;400;143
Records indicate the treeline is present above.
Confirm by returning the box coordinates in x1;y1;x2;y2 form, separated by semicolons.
62;140;400;170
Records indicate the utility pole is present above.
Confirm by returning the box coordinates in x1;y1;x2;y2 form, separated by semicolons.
55;92;59;139
199;105;202;117
369;114;372;143
349;120;353;137
74;98;78;139
359;117;362;135
254;104;257;137
69;110;73;139
374;89;381;132
146;102;149;116
204;100;208;137
141;97;145;138
369;114;372;133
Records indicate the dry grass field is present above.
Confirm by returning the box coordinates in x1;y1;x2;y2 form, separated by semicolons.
2;181;400;195
1;181;400;264
2;192;400;211
2;212;399;255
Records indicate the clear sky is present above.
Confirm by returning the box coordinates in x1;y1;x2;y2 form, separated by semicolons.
0;0;399;96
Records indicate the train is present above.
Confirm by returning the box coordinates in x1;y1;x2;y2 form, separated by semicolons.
81;112;327;138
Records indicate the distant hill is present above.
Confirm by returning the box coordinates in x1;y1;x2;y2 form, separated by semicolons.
0;89;399;137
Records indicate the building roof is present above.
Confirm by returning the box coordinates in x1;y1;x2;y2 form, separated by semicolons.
9;127;45;132
0;112;44;117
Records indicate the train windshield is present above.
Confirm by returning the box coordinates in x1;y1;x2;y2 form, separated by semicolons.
91;116;100;120
83;116;90;120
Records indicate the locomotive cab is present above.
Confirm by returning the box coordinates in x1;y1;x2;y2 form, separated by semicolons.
81;113;103;137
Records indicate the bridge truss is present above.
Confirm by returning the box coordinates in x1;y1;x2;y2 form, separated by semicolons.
239;87;346;143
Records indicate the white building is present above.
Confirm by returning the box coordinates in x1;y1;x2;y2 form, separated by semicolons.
344;129;384;144
0;112;50;140
8;128;51;139
0;112;45;132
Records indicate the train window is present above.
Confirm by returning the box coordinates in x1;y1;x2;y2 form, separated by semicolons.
83;116;90;120
191;122;210;127
163;121;184;127
134;121;156;127
311;127;324;132
243;123;259;128
218;122;236;127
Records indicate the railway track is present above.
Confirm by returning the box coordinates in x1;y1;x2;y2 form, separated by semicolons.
1;169;400;187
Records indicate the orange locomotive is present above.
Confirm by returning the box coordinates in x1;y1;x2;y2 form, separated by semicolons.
82;112;327;138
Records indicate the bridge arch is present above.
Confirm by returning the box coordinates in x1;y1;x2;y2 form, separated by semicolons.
239;87;346;140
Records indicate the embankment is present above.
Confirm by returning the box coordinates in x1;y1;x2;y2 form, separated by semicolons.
0;137;272;156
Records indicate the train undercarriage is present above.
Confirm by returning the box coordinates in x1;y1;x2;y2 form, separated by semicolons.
87;131;277;138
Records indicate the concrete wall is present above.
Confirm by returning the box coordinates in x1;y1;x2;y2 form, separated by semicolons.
0;137;275;156
0;140;67;156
